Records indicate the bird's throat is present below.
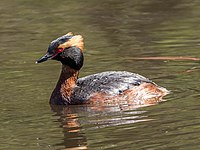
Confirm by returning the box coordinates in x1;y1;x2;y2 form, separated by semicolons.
50;65;79;104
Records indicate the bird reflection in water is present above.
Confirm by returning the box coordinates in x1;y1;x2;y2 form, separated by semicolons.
50;102;157;150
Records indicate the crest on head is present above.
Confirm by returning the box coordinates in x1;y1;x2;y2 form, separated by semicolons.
47;32;84;55
57;32;84;52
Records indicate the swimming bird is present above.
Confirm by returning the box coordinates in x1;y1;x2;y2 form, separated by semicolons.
36;32;169;106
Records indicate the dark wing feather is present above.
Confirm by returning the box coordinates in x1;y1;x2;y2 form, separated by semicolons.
72;71;155;102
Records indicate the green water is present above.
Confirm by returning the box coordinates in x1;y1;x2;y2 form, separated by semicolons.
0;0;200;149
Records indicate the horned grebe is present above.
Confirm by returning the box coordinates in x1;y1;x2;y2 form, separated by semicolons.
36;32;169;105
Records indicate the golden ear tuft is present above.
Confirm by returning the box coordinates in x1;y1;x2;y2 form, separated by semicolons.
69;35;84;51
66;32;74;36
58;34;84;52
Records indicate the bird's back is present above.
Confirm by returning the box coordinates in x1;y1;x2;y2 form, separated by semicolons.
71;71;161;104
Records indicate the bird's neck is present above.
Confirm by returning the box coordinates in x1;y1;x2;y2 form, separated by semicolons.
50;65;79;104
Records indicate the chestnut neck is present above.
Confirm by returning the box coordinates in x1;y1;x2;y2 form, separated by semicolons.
50;65;79;104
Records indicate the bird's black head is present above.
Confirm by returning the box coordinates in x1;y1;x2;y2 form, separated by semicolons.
36;32;84;70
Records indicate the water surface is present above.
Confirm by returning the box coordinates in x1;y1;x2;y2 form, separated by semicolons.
0;0;200;150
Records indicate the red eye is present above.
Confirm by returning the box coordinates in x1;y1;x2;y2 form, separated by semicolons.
56;48;64;53
51;48;64;58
